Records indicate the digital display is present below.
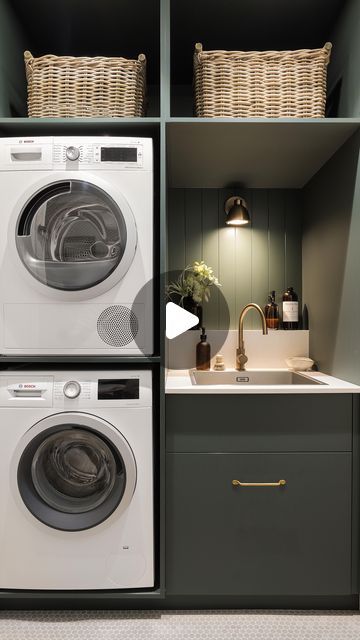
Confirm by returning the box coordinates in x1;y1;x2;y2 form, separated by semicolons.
98;379;139;400
101;147;137;162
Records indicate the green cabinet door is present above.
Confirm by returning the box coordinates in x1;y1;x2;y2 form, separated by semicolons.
166;452;352;596
166;395;352;453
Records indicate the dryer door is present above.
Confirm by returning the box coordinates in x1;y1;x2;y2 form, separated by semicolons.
16;413;137;531
15;179;137;291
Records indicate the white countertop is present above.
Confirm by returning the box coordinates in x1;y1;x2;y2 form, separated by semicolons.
166;369;360;394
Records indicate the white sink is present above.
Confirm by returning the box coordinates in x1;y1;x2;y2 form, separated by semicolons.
190;369;326;386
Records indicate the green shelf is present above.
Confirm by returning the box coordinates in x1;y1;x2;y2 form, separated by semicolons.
0;117;161;136
0;356;162;365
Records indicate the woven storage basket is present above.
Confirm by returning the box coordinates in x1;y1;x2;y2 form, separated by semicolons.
194;42;332;118
24;50;146;118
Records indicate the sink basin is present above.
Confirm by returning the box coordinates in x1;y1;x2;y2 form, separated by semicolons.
190;369;326;386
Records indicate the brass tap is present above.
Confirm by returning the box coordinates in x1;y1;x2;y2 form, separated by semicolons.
236;303;268;371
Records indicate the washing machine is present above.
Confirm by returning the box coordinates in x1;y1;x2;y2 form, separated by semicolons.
0;369;154;590
0;136;153;355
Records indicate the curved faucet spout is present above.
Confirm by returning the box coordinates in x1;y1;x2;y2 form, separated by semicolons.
236;303;268;371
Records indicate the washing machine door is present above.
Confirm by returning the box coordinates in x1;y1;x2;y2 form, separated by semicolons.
15;179;137;291
16;413;137;531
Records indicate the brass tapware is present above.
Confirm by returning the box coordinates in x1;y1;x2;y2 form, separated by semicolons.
236;302;268;371
232;479;286;487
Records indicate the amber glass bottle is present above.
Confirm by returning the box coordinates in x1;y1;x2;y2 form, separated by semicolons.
282;286;299;330
196;328;211;370
264;291;279;330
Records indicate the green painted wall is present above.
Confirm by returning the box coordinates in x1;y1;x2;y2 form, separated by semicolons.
329;0;360;117
167;188;302;330
303;131;360;382
0;0;26;116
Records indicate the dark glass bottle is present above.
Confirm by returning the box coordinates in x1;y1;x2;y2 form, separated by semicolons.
282;286;299;330
196;327;211;370
264;290;279;330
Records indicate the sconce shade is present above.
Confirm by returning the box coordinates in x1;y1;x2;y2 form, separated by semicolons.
225;196;250;226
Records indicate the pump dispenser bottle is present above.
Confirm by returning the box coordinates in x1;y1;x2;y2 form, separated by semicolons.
196;327;211;370
264;291;279;330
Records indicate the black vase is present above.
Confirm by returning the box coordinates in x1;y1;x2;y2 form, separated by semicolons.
183;296;203;330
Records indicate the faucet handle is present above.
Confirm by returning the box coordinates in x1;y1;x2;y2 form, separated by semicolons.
236;349;248;371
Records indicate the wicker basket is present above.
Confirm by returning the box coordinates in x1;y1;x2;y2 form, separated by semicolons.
194;42;332;118
24;50;147;118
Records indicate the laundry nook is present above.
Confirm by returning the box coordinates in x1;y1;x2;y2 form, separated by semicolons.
0;0;360;639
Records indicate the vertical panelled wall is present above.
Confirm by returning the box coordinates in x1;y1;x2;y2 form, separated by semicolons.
168;188;302;329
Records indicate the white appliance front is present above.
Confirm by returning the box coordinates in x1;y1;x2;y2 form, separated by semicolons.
0;137;153;355
0;370;154;590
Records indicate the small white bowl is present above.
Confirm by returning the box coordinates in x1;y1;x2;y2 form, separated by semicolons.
285;357;314;371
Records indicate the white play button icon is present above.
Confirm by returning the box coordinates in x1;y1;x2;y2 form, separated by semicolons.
166;302;200;339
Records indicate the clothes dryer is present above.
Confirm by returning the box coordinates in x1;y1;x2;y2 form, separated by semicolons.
0;136;153;354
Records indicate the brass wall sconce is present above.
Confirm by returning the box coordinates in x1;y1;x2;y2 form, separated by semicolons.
225;196;250;226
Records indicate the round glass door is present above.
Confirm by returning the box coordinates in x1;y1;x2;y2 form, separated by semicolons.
16;180;134;291
32;429;118;514
17;415;137;531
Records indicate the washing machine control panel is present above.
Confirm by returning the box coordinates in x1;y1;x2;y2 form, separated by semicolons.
54;380;91;402
52;373;149;407
0;371;152;408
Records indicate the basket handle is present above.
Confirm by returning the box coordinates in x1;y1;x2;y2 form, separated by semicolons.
24;50;34;81
24;50;33;63
324;42;332;63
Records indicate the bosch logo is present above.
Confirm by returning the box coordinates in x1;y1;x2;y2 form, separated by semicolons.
23;384;36;388
18;384;23;388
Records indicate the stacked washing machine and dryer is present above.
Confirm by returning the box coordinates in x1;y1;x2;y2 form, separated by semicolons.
0;137;155;591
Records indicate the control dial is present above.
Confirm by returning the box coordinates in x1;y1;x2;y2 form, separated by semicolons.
66;146;80;161
63;381;81;399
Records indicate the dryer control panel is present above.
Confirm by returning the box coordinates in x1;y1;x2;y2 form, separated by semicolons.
0;370;152;408
53;140;144;169
0;136;152;171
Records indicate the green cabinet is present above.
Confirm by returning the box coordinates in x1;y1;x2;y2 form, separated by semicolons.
166;394;355;597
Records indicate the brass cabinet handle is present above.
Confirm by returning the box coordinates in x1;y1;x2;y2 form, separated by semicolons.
232;479;286;487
